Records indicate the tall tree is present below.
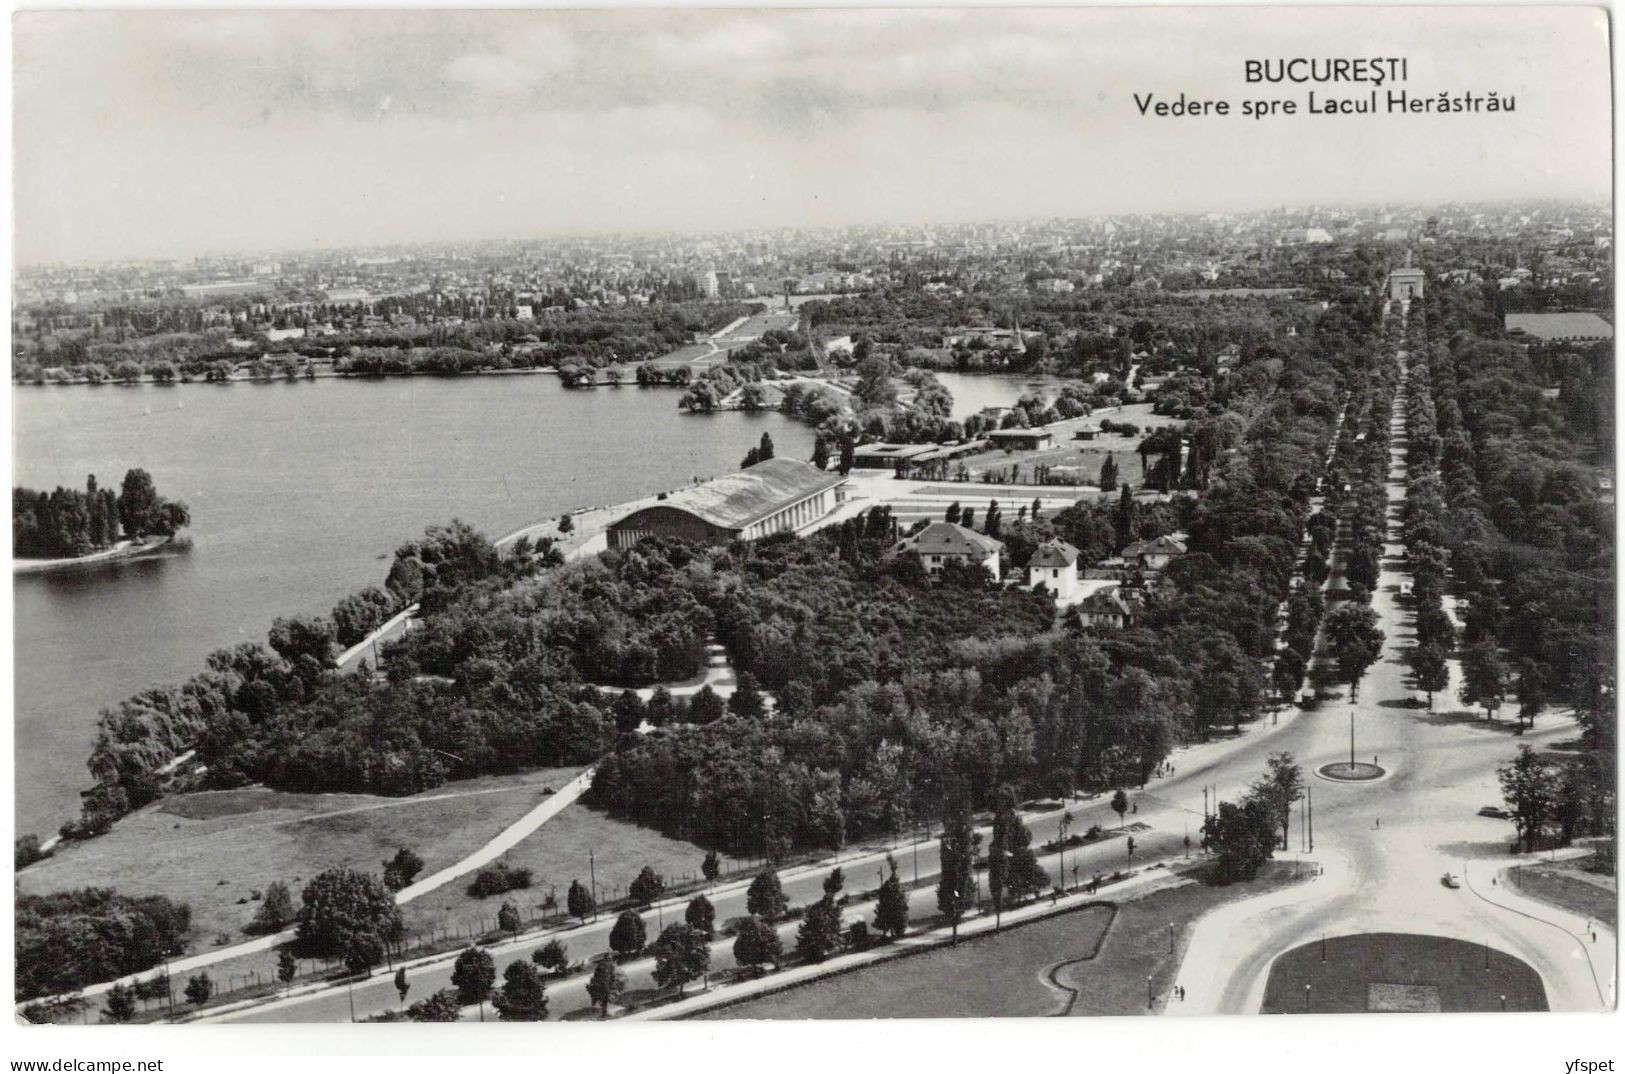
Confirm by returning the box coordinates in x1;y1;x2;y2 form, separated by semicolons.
294;868;404;965
1409;642;1450;709
609;910;647;956
116;468;159;539
936;774;975;942
651;923;710;994
1497;745;1556;853
1515;658;1547;729
874;862;909;940
1250;752;1304;849
746;870;788;921
796;896;843;963
684;895;716;939
628;865;665;905
1100;454;1119;492
987;788;1014;927
732;915;783;976
254;881;296;932
586;957;627;1016
277;948;298;992
1324;601;1385;700
451;946;496;1020
566;879;595;922
1459;641;1508;720
492;959;549;1021
533;939;569;975
102;983;136;1023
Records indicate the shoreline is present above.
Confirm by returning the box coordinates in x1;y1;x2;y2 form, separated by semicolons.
12;536;175;576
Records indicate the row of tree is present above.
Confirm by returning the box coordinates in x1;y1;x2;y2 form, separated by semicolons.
12;469;190;559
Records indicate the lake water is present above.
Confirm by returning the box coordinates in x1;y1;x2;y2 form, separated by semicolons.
8;370;1059;837
10;375;816;837
932;372;1075;418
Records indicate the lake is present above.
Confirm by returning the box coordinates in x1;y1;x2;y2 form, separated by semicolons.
932;372;1076;418
9;375;816;838
9;370;1052;838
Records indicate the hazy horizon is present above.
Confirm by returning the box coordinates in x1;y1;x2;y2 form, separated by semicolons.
13;8;1613;265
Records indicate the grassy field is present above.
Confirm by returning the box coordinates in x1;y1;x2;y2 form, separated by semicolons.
17;767;582;948
1260;933;1548;1014
953;404;1184;487
398;803;743;938
1508;862;1617;928
702;861;1305;1019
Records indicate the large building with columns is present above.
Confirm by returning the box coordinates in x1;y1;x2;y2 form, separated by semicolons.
607;458;847;550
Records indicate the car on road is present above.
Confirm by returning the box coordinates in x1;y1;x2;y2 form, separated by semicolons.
1441;872;1461;889
1477;806;1512;819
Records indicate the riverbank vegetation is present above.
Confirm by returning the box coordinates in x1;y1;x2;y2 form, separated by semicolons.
12;301;756;384
12;468;190;559
15;888;191;1002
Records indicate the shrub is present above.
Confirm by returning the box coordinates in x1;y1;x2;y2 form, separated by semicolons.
468;862;533;898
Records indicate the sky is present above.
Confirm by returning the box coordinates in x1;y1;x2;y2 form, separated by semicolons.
10;7;1614;264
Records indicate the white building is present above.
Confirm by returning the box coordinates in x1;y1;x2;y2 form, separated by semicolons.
1026;538;1080;599
1074;584;1135;630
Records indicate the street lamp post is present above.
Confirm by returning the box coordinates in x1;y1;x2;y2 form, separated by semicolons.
1147;975;1154;1008
1168;923;1175;954
1304;984;1312;1013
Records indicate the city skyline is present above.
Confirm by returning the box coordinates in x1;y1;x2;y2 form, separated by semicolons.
13;7;1613;265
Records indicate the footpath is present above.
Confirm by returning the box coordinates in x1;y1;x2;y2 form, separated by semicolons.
36;769;600;1007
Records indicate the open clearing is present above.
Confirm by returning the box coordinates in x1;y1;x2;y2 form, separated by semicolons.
1261;933;1548;1014
398;803;743;937
1508;860;1617;929
17;767;582;947
948;404;1184;488
703;861;1304;1019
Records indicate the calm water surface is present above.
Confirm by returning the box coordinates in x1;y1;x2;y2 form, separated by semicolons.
10;376;816;836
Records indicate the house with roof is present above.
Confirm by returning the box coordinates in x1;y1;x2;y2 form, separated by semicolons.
1122;535;1186;572
1026;538;1080;599
1074;584;1135;630
607;459;846;550
987;428;1056;452
896;521;1004;581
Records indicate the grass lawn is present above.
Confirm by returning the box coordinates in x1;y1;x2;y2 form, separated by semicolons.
398;803;743;939
17;767;582;950
701;861;1305;1019
1261;934;1548;1014
1508;863;1617;929
950;403;1185;487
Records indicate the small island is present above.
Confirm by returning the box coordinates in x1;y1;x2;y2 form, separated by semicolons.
12;468;190;574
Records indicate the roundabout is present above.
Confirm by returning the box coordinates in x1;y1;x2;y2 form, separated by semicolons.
1316;761;1386;782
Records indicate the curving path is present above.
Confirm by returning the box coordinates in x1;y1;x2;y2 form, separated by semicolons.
36;767;597;1006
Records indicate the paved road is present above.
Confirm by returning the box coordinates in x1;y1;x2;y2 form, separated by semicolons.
1169;351;1613;1014
211;707;1312;1023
